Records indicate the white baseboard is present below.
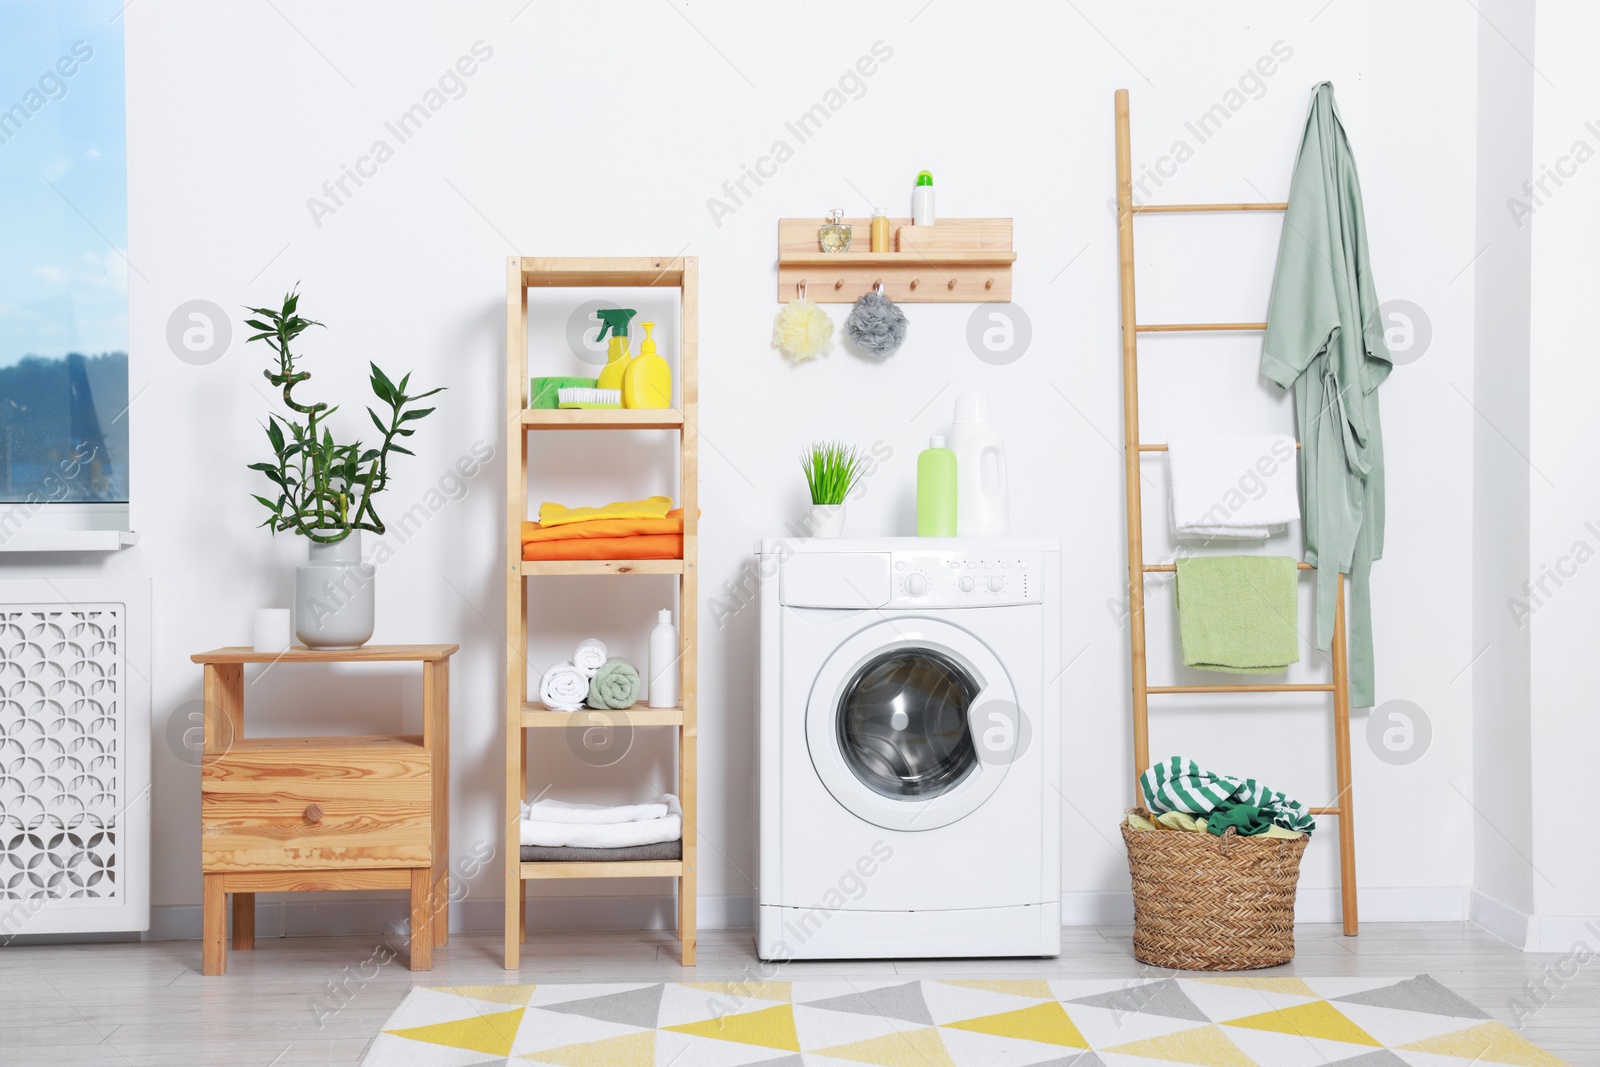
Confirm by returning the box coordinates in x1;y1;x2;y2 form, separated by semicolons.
1469;889;1532;948
1525;915;1600;954
141;892;755;943
127;885;1465;943
1059;886;1466;927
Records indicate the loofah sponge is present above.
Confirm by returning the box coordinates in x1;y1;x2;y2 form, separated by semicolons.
845;290;908;357
772;298;834;363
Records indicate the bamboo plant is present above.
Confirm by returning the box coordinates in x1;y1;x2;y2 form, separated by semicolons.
799;441;867;505
246;289;443;543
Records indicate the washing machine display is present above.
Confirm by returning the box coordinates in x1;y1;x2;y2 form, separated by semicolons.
836;648;979;799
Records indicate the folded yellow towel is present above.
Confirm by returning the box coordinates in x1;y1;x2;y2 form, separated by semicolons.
537;495;672;529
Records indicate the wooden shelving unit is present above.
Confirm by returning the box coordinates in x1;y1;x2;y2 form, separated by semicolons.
503;256;698;969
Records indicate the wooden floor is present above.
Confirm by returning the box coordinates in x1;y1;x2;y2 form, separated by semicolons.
1;923;1595;1065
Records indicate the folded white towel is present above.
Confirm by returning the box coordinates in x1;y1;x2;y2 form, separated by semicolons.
573;637;608;677
540;661;589;711
1168;434;1299;541
521;797;670;825
521;794;681;848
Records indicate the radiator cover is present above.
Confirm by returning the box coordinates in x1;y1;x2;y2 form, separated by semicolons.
0;579;150;936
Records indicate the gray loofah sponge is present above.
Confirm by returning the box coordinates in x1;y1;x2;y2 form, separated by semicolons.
845;290;908;357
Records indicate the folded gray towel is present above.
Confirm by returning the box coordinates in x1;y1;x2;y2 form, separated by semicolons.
521;839;681;863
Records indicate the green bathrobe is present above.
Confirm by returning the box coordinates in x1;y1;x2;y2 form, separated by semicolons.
1262;82;1390;708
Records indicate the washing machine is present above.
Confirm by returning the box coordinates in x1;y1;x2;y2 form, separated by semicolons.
757;537;1061;960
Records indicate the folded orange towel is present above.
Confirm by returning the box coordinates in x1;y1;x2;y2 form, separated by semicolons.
522;509;685;545
522;534;683;562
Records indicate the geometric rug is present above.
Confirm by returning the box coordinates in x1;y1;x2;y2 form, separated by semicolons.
360;975;1570;1065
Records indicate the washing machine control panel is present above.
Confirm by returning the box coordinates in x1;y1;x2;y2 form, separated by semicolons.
890;550;1043;606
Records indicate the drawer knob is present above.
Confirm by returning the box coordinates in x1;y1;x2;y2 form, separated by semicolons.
303;803;324;824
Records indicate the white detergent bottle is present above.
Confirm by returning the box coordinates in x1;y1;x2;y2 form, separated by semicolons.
947;392;1010;536
648;609;679;708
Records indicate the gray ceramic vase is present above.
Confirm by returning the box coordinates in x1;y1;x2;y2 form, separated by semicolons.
294;532;374;649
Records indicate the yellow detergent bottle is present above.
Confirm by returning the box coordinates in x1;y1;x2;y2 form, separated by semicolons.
594;308;636;391
622;321;672;409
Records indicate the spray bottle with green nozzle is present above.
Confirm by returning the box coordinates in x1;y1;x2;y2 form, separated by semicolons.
593;308;637;391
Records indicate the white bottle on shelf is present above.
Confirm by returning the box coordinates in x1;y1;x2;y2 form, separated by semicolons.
648;609;680;708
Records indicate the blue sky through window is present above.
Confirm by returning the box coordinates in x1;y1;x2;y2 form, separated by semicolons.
0;0;127;369
0;1;128;505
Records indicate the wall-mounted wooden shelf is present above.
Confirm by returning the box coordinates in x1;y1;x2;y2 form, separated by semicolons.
777;217;1015;303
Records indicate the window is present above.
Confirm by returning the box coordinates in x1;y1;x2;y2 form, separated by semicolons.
0;2;128;507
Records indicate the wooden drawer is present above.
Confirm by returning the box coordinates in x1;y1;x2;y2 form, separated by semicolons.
202;736;432;872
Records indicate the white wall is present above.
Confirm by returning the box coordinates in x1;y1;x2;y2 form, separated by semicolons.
1471;0;1536;924
3;1;1488;933
1527;0;1600;937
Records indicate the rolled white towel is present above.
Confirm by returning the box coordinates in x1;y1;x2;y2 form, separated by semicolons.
522;797;669;825
573;637;608;677
521;795;681;848
540;661;589;711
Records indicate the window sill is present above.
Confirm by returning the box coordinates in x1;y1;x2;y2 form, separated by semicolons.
0;530;138;553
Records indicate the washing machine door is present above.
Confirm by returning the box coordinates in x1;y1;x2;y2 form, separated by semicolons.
805;617;1018;831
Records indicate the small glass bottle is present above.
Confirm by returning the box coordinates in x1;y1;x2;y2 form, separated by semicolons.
819;209;852;253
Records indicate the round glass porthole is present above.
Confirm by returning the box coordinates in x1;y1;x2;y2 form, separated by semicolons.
835;648;980;799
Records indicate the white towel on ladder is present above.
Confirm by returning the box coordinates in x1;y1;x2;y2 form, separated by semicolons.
1168;434;1300;540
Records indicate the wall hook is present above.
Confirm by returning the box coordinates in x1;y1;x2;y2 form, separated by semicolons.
909;278;920;290
873;279;885;295
798;280;807;300
985;277;995;289
947;278;958;290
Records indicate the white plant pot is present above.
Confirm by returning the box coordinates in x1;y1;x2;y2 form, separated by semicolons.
808;504;847;538
294;532;375;649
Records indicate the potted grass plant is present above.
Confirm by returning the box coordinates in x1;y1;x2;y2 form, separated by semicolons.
799;441;866;538
246;289;443;648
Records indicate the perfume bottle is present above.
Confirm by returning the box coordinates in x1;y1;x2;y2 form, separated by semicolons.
819;209;852;253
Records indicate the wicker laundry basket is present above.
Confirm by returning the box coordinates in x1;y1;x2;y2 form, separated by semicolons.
1121;807;1310;970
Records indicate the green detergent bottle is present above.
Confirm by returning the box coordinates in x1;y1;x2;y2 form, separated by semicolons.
917;435;957;536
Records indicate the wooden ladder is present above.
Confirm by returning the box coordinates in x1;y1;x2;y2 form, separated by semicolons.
1114;89;1358;935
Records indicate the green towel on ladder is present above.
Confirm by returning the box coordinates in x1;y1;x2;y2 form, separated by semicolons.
1175;555;1299;673
1140;756;1317;835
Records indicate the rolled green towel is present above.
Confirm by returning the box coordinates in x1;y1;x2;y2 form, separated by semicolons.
586;657;640;710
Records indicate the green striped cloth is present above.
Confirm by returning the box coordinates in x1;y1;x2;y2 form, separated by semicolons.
1139;756;1317;835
